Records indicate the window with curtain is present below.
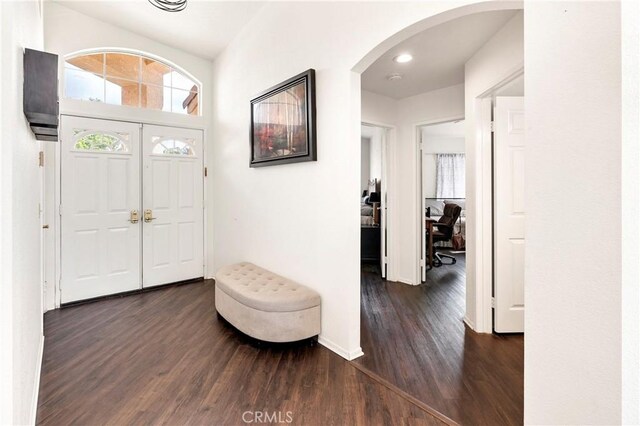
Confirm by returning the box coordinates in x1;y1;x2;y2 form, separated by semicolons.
436;154;465;198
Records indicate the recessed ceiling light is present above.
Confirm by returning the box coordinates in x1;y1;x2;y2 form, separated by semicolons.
393;53;413;63
386;73;403;81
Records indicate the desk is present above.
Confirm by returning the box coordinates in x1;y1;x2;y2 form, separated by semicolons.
425;217;437;268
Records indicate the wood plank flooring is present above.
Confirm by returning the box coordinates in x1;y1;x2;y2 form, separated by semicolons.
357;254;524;425
37;280;444;425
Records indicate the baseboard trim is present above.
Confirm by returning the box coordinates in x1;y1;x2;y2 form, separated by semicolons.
318;336;364;361
396;277;415;286
60;278;204;308
30;335;44;425
463;316;475;331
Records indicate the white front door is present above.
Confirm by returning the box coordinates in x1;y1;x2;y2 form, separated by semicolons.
142;125;204;287
61;116;141;303
493;96;525;333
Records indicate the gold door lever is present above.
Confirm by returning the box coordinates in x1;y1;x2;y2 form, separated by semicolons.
129;210;139;224
144;209;157;223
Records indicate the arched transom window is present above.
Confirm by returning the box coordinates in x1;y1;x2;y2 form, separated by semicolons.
64;51;200;116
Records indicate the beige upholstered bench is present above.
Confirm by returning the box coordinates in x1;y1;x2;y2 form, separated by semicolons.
215;262;321;342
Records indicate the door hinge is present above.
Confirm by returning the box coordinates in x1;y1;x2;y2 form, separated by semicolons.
419;258;425;267
491;297;496;308
204;167;208;177
59;204;62;216
490;121;495;132
38;151;45;167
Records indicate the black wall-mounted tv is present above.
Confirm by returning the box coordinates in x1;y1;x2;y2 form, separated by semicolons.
23;48;59;141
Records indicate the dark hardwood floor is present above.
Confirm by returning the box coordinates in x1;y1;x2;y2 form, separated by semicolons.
37;280;445;425
357;254;524;425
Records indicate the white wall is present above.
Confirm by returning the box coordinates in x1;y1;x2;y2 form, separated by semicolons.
42;2;214;310
213;0;636;421
368;128;382;183
464;11;523;331
0;1;45;423
525;2;624;423
621;0;640;422
421;136;465;153
361;90;397;126
210;0;493;358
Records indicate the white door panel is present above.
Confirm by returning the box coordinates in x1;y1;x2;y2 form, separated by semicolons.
494;96;525;332
142;125;204;287
61;116;141;303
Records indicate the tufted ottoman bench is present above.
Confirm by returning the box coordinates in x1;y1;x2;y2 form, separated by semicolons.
215;262;321;342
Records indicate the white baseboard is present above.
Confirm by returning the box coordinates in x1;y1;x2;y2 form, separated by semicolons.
318;336;364;361
30;335;44;425
395;277;416;286
463;316;476;331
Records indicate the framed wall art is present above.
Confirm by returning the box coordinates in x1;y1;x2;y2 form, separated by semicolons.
250;69;317;167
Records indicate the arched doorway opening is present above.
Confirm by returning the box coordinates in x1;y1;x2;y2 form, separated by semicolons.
352;3;525;423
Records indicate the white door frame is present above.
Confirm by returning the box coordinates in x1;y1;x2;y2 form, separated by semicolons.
414;115;465;285
474;64;524;333
49;114;208;309
361;120;397;282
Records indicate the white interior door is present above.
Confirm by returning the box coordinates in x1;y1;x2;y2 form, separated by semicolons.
142;125;204;287
494;96;525;332
61;116;141;303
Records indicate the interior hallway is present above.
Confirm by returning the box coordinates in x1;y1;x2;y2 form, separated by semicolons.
357;255;524;424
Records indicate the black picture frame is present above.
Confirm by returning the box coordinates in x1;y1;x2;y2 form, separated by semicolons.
250;69;317;167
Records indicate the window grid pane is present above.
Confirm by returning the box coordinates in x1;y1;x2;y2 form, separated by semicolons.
151;136;196;156
73;130;130;153
105;53;140;81
64;51;200;116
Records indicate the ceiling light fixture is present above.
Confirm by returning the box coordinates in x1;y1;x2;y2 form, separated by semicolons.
148;0;187;12
393;53;413;63
386;73;403;81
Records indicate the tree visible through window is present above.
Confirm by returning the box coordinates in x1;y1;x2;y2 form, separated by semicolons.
74;131;129;152
152;137;195;156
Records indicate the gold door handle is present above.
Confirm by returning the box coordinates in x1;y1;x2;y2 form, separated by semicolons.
129;210;139;224
144;209;157;223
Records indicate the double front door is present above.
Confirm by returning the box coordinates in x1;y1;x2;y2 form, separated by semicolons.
61;116;204;303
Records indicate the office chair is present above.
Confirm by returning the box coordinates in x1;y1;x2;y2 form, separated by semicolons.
428;203;462;267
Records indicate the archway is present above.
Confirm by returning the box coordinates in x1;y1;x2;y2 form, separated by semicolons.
350;2;524;423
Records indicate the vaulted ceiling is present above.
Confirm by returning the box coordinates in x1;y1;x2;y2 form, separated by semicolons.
54;0;266;60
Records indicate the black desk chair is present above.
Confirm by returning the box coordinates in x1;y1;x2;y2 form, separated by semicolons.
428;203;462;267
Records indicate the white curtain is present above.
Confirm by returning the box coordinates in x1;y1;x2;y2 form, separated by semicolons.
436;154;465;198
